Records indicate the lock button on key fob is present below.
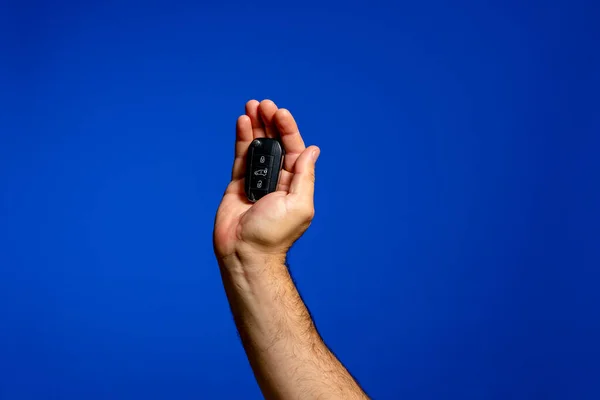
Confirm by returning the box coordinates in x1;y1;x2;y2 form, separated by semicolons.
245;138;285;202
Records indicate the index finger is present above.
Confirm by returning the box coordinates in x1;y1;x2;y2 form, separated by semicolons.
274;108;306;172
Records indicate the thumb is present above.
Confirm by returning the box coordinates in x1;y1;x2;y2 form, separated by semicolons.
289;145;320;199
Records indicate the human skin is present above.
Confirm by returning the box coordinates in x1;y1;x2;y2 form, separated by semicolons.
213;99;369;399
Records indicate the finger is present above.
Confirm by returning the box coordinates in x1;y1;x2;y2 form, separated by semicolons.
289;146;320;201
258;99;278;138
274;108;306;171
276;169;293;192
245;100;265;138
231;115;253;180
224;177;246;195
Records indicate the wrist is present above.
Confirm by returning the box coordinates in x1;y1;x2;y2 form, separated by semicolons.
218;241;287;268
218;246;288;282
237;248;287;269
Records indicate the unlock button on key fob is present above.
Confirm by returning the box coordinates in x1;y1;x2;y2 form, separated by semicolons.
251;177;267;190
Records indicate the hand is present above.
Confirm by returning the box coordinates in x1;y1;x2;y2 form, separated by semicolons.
213;99;320;264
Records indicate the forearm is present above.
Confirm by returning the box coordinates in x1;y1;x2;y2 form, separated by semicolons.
219;253;368;400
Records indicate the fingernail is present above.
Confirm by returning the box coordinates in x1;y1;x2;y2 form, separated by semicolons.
312;148;320;162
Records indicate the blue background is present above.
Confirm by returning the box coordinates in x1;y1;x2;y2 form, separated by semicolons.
1;0;599;399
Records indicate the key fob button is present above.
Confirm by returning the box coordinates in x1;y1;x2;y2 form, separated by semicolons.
253;166;269;178
251;178;268;190
253;154;273;167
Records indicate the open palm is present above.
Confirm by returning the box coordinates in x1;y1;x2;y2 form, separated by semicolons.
213;100;320;261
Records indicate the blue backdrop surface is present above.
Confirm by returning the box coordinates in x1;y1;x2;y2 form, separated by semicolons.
1;0;599;399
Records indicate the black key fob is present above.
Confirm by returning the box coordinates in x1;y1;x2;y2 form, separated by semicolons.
245;138;285;202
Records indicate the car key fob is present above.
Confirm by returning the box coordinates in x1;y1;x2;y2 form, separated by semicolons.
245;138;285;202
